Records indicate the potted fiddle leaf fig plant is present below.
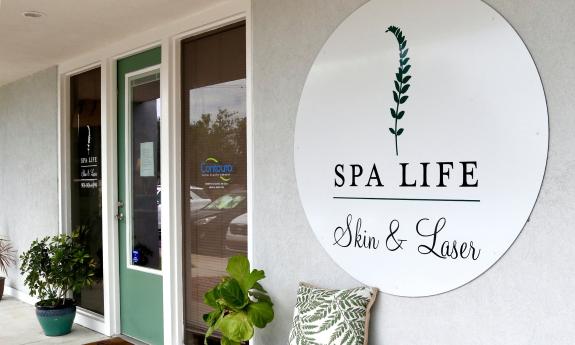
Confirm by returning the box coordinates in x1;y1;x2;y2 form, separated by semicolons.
203;255;274;345
0;237;16;300
20;231;95;336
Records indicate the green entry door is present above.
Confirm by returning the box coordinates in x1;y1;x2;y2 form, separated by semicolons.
117;47;163;345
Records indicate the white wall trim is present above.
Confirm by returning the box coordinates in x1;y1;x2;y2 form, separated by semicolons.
4;286;37;306
245;7;256;345
161;35;178;345
245;0;255;274
76;308;108;335
102;57;121;336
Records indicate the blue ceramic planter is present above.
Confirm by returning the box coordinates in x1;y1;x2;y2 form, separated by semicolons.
35;300;76;336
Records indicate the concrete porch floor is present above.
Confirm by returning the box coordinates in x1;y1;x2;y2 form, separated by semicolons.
0;295;108;345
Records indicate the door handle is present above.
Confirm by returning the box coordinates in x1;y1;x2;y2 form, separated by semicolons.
116;201;124;221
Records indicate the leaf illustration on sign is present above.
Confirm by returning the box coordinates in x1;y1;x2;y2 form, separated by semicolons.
386;26;411;156
86;125;91;155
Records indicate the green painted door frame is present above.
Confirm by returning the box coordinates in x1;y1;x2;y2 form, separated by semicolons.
117;47;163;345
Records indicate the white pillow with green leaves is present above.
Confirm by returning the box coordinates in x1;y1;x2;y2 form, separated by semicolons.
288;283;378;345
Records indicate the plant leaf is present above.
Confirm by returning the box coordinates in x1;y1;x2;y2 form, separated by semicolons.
402;75;411;83
204;326;215;345
400;95;409;104
394;81;400;92
221;337;241;345
400;49;409;58
203;287;219;308
393;91;399;103
395;72;403;82
402;65;411;74
250;290;272;303
243;269;266;293
401;84;410;93
247;301;274;328
390;108;397;118
203;303;225;344
227;255;250;282
396;111;405;119
389;128;396;135
401;57;410;66
220;279;247;309
203;309;223;327
226;255;259;293
400;41;407;50
397;128;404;136
220;313;254;342
252;282;267;293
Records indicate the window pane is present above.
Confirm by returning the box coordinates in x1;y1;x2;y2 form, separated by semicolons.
182;23;247;342
70;67;104;315
128;70;162;270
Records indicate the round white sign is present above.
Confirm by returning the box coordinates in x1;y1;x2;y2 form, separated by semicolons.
294;0;547;297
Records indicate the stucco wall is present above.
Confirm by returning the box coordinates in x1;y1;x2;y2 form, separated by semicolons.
251;0;575;344
0;67;59;292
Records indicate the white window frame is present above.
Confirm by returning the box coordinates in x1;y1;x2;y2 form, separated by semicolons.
58;62;108;334
57;1;252;344
123;65;163;277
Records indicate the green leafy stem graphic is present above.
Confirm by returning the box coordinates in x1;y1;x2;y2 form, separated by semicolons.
386;25;411;156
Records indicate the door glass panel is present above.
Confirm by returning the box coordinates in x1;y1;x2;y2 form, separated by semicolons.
127;68;162;271
182;23;247;343
70;67;104;315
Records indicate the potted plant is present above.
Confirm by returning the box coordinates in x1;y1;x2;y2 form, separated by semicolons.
0;237;16;300
203;255;274;345
20;231;95;336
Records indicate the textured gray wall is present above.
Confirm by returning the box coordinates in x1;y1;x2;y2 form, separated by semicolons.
251;0;575;344
0;67;59;291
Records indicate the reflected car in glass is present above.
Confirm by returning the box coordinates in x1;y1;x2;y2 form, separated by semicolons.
191;191;246;257
224;213;247;256
158;186;211;229
190;186;211;211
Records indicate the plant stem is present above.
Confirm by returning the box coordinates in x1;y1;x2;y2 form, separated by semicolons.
394;80;403;156
386;26;410;157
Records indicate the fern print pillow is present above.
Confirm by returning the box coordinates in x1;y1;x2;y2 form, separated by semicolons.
288;283;378;345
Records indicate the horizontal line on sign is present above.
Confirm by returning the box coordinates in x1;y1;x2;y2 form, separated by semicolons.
80;165;98;168
333;196;480;203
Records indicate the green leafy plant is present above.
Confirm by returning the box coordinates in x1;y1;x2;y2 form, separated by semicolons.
203;255;274;345
386;25;412;156
0;238;16;276
19;231;96;307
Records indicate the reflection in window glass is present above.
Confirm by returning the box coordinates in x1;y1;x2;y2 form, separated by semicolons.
182;23;247;344
204;192;246;210
128;70;161;270
70;67;104;315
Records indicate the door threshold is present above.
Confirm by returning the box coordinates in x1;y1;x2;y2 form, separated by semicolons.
118;335;150;345
83;336;148;345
